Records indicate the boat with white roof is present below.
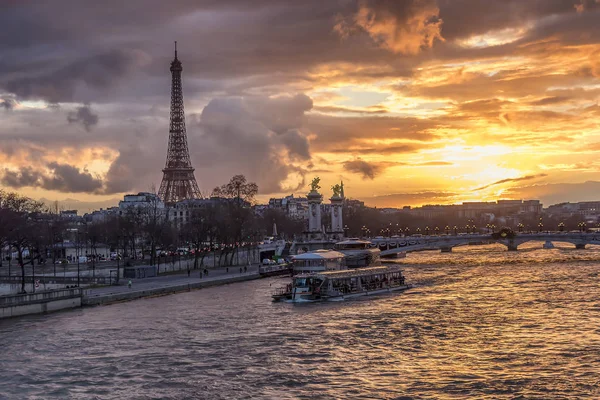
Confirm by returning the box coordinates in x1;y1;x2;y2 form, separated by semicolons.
333;238;381;268
291;249;346;275
272;265;409;302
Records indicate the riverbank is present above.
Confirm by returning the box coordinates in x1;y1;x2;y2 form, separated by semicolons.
0;264;268;318
83;269;261;306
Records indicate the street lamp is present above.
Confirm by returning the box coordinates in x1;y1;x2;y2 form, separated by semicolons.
405;227;410;236
416;227;421;235
517;223;524;233
425;226;430;236
445;225;450;235
558;222;564;232
344;225;349;237
76;230;80;287
538;222;543;232
453;225;458;235
116;235;121;284
434;226;439;235
490;224;496;233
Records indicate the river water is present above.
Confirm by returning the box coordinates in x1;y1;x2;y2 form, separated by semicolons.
1;243;600;399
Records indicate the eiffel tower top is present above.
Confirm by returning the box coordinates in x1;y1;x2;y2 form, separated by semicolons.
171;41;182;72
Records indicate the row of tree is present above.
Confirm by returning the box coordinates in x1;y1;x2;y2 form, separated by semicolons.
0;176;302;293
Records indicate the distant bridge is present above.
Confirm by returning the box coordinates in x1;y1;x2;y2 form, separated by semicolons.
368;232;600;256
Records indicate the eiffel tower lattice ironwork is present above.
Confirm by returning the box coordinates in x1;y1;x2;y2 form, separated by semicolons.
158;42;201;204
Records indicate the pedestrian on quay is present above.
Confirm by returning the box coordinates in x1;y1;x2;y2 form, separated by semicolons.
187;269;190;277
128;280;132;289
244;266;247;273
240;267;242;274
226;267;229;273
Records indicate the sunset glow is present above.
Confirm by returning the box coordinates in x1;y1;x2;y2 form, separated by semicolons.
1;0;600;210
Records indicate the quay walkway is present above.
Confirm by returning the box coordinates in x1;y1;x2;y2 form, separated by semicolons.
82;265;262;306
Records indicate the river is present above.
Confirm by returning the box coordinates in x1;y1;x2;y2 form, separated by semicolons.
1;243;599;399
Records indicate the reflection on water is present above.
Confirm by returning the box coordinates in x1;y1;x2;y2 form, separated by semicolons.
1;243;600;399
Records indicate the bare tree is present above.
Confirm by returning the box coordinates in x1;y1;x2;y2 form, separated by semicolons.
212;175;258;266
0;191;45;293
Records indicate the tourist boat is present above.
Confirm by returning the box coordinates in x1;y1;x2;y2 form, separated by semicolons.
272;265;409;302
333;238;381;269
291;249;346;275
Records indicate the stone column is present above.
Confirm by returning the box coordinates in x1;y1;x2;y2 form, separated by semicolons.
330;193;343;237
307;189;323;234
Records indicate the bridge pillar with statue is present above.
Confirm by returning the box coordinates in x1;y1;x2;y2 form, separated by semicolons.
329;183;344;241
304;177;324;241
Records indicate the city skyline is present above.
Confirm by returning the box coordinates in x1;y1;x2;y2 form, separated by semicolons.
2;1;600;208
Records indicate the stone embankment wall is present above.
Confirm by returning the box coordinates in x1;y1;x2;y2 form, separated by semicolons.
155;249;260;274
0;288;82;319
82;273;260;306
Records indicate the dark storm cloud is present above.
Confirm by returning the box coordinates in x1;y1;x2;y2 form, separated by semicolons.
44;162;104;193
0;96;17;110
436;0;578;41
343;158;385;179
2;50;150;103
280;130;311;161
190;94;313;193
1;162;104;193
1;167;43;188
67;105;99;131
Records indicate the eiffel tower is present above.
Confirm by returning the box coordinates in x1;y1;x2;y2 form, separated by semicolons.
158;42;201;204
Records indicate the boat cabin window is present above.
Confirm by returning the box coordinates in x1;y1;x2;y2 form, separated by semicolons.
334;242;368;250
294;278;308;287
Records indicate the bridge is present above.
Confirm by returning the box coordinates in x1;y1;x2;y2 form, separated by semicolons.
368;232;600;256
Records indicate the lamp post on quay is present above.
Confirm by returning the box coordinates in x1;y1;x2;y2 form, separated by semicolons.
76;230;80;287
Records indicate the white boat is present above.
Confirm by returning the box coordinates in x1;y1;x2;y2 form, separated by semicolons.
291;249;346;275
333;238;381;269
272;265;409;302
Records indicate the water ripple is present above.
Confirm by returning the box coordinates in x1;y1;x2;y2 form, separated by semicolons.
1;244;600;398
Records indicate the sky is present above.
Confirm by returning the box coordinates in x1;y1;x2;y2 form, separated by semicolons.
1;0;600;211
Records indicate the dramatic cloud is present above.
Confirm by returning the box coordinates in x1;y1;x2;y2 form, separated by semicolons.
473;174;548;191
344;158;386;179
67;104;99;131
335;0;444;54
2;162;103;193
1;1;600;206
2;49;150;103
1;167;42;188
0;96;17;110
361;191;458;208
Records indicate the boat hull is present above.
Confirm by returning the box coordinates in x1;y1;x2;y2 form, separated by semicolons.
273;284;411;303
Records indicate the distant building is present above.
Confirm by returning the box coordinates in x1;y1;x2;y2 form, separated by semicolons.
60;210;78;219
168;196;250;226
84;207;119;224
118;192;165;216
